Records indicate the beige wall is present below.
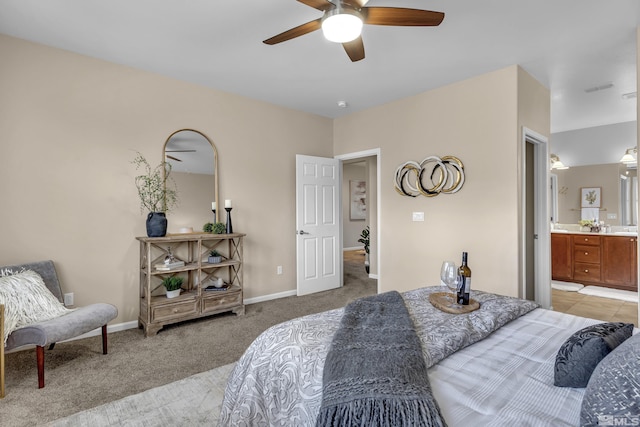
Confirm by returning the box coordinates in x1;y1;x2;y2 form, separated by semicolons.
334;65;549;297
0;34;333;323
0;33;551;323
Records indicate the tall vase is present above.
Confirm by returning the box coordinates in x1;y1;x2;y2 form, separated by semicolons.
146;212;167;237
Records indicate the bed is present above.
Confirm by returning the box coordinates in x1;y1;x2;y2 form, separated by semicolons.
218;286;638;426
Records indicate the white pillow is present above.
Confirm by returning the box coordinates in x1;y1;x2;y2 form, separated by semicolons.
0;269;72;345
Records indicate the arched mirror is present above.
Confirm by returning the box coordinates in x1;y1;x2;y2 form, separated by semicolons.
163;129;218;233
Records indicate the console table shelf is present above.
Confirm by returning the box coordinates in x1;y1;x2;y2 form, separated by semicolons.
137;233;245;337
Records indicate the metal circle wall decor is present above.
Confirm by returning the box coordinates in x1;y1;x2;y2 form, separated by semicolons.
394;156;465;197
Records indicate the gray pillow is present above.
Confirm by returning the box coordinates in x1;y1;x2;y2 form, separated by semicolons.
581;332;640;427
554;322;634;388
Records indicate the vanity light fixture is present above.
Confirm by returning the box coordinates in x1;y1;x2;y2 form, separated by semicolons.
550;154;569;170
620;147;637;164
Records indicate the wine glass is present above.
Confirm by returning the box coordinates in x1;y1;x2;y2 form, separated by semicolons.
440;261;459;303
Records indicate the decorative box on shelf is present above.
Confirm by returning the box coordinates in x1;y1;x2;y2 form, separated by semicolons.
136;232;245;337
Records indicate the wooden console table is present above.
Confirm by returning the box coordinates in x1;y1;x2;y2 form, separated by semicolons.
137;233;245;337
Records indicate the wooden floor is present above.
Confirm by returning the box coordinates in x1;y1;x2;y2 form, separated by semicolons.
552;289;638;327
344;249;366;263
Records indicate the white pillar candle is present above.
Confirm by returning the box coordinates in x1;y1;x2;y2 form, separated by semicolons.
225;199;232;208
211;202;216;210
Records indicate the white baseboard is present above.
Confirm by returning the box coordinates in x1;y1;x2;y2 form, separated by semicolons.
44;291;298;345
65;290;300;341
369;273;379;279
8;282;381;353
68;320;140;341
343;246;365;251
244;289;297;305
6;320;140;353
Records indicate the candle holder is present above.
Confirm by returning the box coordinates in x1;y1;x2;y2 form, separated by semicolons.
225;207;233;234
211;209;217;224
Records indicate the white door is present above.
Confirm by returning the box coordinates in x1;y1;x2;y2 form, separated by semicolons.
296;154;342;296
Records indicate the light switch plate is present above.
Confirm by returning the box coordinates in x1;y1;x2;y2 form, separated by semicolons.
412;212;425;222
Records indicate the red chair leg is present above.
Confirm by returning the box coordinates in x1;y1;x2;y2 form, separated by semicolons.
102;325;108;355
34;327;108;389
36;346;45;389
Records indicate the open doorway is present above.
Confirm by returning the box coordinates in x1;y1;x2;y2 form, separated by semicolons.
521;127;551;308
336;149;381;294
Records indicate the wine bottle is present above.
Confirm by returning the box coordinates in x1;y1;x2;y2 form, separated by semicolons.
456;252;471;305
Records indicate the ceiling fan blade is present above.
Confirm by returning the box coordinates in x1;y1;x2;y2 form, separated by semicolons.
166;155;182;162
343;37;365;62
347;0;370;8
364;7;445;26
263;18;323;45
296;0;334;11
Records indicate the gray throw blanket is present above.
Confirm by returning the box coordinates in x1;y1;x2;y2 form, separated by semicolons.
316;291;447;427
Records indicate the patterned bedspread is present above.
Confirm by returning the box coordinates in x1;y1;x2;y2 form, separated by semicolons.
218;286;538;426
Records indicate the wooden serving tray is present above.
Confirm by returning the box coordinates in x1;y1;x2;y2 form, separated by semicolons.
428;292;480;314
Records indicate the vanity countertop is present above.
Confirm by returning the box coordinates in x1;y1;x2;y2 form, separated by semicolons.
551;229;637;237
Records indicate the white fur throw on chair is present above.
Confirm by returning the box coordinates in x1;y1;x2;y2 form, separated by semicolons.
0;269;72;345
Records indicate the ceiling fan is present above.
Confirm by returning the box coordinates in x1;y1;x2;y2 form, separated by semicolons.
263;0;444;62
165;149;196;162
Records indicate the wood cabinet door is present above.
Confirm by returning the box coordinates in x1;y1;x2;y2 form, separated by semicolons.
551;233;572;281
602;236;637;290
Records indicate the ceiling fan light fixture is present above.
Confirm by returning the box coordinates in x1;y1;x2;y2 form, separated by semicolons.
321;8;363;43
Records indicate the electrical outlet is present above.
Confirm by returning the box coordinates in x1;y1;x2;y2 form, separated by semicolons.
607;213;617;220
412;212;425;222
277;266;283;275
64;292;74;307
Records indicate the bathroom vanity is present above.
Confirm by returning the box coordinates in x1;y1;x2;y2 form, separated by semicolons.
551;231;638;291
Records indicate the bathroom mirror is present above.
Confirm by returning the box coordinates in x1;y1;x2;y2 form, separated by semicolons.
553;163;637;226
163;129;219;232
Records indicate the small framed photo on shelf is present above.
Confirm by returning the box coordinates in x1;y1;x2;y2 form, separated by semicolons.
581;187;601;208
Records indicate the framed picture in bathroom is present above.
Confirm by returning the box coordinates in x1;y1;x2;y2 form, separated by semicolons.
580;187;601;208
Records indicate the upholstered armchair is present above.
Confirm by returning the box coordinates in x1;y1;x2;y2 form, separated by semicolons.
0;260;118;392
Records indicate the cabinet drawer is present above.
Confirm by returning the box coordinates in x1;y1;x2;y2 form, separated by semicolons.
573;262;601;282
202;291;242;314
574;235;600;246
574;245;601;263
152;300;198;322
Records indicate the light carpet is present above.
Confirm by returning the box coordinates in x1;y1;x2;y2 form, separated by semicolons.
578;285;638;302
45;362;236;426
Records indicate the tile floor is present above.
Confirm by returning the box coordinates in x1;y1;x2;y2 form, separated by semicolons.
552;289;638;327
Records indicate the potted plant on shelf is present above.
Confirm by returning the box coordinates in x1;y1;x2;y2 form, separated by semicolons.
132;151;178;237
203;222;226;234
358;226;370;274
208;250;222;264
162;276;183;299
